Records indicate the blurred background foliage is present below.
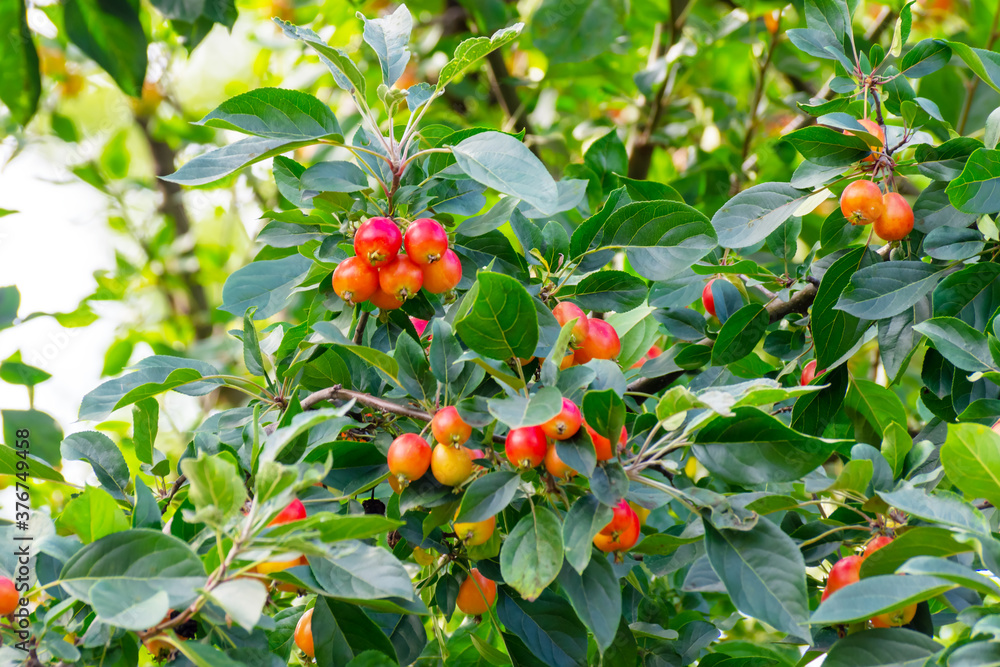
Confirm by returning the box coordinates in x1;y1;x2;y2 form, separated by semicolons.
1;0;997;516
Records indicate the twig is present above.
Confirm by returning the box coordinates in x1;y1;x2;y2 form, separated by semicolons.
352;311;370;345
161;474;187;514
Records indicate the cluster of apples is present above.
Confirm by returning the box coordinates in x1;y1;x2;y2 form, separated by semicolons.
822;535;917;627
545;301;622;368
332;217;462;310
386;407;485;491
840;179;914;241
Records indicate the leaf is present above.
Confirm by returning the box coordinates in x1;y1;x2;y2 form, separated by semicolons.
61;432;130;500
783;126;871;166
899;556;1000;598
913;317;996;372
823;628;942;667
497;589;588;667
692;407;841;485
199;87;342;141
945;41;1000;94
878;487;991;535
562;495;613;574
556;556;621;653
313;597;397;664
311;540;416;603
205;578;269;632
456;471;521;523
934;263;1000;317
453;132;559;215
500;506;564;601
90;581;170;631
712;183;816;248
455;196;521;236
300;161;370;192
704;518;811;643
489;387;563;429
2;409;63;466
711;304;768;365
274;19;366;96
57;486;130;543
836;261;948;320
221;254;313;320
859;527;974;577
358;4;412;86
787;29;854;70
811;575;955;624
946;148;1000;214
0;285;18;331
436;24;524;92
814;247;879;369
59;529;206;608
180;452;246;527
0;0;39;125
882;422;912;478
923;227;985;260
596;200;717;281
900;39;951;78
63;0;146;97
534;0;625;65
582;389;626;448
941;423;1000;509
455;273;538;360
572;271;647;312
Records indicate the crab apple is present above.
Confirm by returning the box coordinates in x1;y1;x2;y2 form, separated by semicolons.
871;603;918;628
0;577;18;615
574;319;621;363
821;555;863;601
544;443;576;480
702;279;718;317
370;287;404;311
294;608;315;657
431;443;473;486
387;475;403;494
874;193;914;241
585;421;627;461
840;180;885;226
421;249;463;293
411;317;429;337
800;360;824;385
354;217;402;267
412;547;437;566
552;301;589;346
629;501;651;526
454;513;496;546
764;9;780;33
593;500;641;553
256;553;308;575
387;433;432;486
864;535;893;559
404;218;449;265
269;498;306;526
379;255;424;301
505;426;548;469
456;568;497;616
332;256;379;305
541;398;582;440
432;406;472;446
144;637;176;660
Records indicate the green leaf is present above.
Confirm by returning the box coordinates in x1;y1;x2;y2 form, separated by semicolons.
221;254;312;320
174;641;246;667
882;422;912;478
61;431;130;500
0;0;40;125
198;87;342;141
899;556;1000;598
534;0;625;65
311;540;417;603
453;132;559;216
57;486;129;543
941;423;1000;509
595;200;717;281
556;556;621;654
488;387;563;429
59;529;206;608
0;286;18;331
712;183;814;249
163;136;319;186
131;398;158;466
261;408;354;463
436;24;524;93
946;148;1000;214
582;389;625;447
859;526;974;577
823;628;942;667
275;20;366;96
900;38;951;77
358;4;412;86
572;271;647;312
500;506;564;601
204;578;270;633
879;486;991;535
692;407;842;485
456;471;521;523
811;574;955;624
923;227;985;260
2;408;63;466
787;29;854;70
63;0;146;97
783;126;871;166
844;378;908;437
704;517;811;643
497;589;588;667
132;478;162;530
455;273;538;360
455;196;521;236
945;41;1000;94
913;317;996;372
90;581;170;631
934;263;1000;317
0;445;63;482
180;452;246;527
814;247;878;369
562;495;613;574
712;304;768;365
836;261;948;320
0;352;50;387
301;161;370;193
